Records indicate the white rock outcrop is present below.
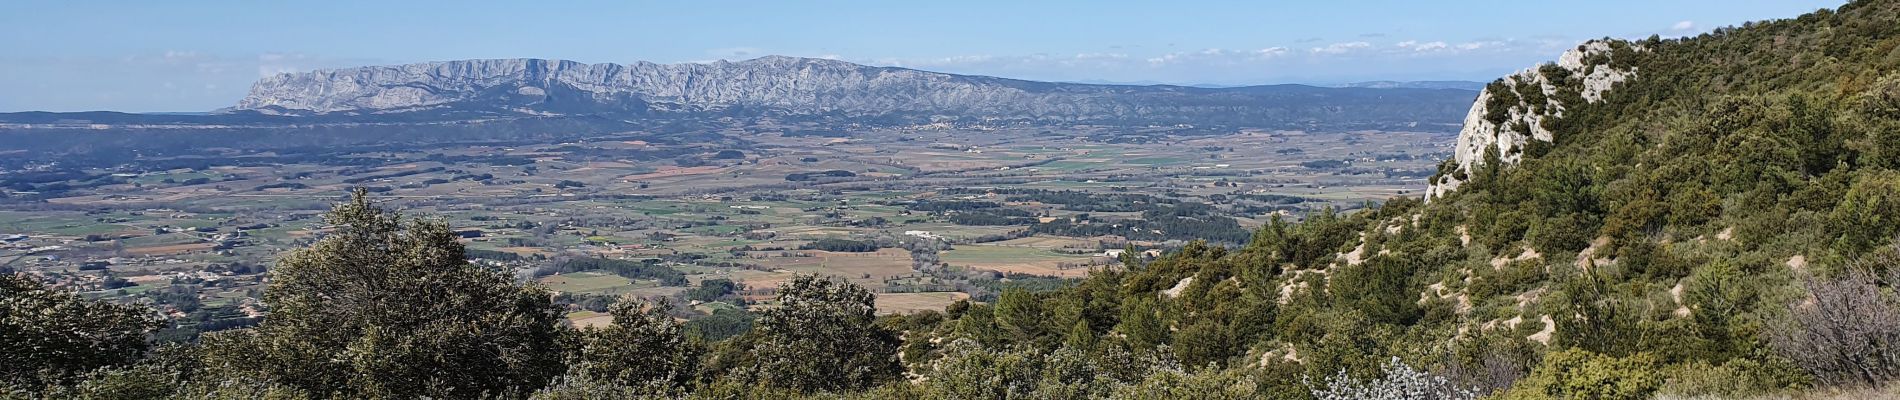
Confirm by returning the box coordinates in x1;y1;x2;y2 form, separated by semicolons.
1426;40;1640;201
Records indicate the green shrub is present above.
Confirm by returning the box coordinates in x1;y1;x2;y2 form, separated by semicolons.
1499;349;1661;400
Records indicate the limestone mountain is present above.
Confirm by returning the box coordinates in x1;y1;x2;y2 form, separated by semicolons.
230;56;1476;128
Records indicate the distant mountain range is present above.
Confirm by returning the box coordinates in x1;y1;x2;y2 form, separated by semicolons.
1336;80;1489;90
226;56;1477;128
0;56;1480;160
1057;79;1488;90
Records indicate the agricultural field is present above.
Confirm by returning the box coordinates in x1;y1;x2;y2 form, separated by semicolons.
0;122;1452;330
941;245;1107;278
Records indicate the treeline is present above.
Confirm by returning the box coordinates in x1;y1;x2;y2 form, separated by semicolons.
990;188;1180;212
466;248;543;262
538;257;688;286
1230;193;1316;205
784;170;856;181
947;209;1039;226
1031;204;1251;244
799;238;880;252
340;166;446;184
904;200;1000;212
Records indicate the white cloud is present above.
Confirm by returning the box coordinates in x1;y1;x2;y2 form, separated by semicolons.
933;55;997;65
1456;41;1504;51
1142;48;1271;65
1310;41;1371;55
1396;40;1450;53
1671;20;1696;31
162;50;202;62
1253;47;1290;59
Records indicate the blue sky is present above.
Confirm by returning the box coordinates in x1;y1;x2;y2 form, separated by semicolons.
0;0;1845;112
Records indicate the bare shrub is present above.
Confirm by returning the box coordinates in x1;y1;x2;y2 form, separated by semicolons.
1770;244;1900;387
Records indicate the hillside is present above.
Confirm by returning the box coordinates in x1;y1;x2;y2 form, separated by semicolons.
870;0;1900;398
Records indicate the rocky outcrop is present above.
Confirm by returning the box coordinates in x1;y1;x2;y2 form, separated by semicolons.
1425;40;1641;200
232;56;1476;127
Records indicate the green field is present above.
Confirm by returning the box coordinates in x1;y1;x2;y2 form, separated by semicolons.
943;245;1089;264
538;271;649;294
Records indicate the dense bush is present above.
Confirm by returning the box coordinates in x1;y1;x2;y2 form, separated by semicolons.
1498;349;1661;400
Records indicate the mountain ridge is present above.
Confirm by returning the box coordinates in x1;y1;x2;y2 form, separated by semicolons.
230;55;1477;128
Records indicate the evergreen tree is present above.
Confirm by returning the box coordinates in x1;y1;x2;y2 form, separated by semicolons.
1;273;161;389
568;298;701;394
747;274;901;392
197;189;566;398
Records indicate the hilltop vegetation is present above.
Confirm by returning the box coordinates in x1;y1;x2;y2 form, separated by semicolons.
8;1;1900;399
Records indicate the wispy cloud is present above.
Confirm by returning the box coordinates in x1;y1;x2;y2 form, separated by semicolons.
1396;40;1450;53
827;35;1595;87
706;47;764;58
1310;41;1372;55
1671;20;1696;31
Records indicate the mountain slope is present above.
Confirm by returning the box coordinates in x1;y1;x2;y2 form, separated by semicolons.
231;56;1476;128
874;1;1900;398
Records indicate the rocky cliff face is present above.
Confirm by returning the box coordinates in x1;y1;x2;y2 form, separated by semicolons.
1425;40;1641;200
232;56;1475;127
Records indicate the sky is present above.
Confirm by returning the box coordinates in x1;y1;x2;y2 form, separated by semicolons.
0;0;1847;112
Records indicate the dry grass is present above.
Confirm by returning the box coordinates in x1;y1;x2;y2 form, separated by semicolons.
875;292;970;315
750;248;916;290
985;235;1101;249
942;245;1105;278
1659;385;1900;400
620;165;725;181
565;310;613;329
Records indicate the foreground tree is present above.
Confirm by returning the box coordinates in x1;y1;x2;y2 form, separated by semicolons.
565;298;701;395
197;189;566;398
1;273;160;390
747;274;902;392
